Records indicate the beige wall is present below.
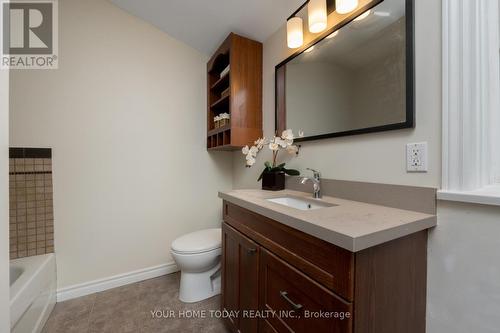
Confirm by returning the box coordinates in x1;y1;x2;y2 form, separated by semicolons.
429;201;500;333
9;0;232;289
0;53;10;332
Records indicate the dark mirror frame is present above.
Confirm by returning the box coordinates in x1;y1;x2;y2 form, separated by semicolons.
275;0;414;142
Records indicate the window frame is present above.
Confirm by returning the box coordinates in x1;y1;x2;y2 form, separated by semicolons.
438;0;500;206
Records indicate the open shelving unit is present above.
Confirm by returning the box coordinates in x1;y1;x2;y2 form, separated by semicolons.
207;33;263;150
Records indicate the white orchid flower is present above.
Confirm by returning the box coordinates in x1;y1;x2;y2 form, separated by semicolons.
269;142;279;151
286;145;299;155
241;129;301;170
281;129;294;141
254;138;266;150
249;146;258;156
276;137;288;148
246;156;256;166
298;130;304;138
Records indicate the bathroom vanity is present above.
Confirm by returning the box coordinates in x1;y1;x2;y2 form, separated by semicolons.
219;189;436;333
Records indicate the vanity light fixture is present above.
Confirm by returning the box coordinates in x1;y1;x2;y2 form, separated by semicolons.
336;0;359;14
308;0;328;33
354;9;371;21
287;16;304;48
326;31;339;39
285;0;363;49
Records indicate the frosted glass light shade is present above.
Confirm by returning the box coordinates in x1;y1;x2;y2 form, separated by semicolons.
336;0;359;14
308;0;327;33
287;17;303;48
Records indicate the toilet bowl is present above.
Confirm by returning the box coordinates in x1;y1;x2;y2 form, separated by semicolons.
171;228;222;303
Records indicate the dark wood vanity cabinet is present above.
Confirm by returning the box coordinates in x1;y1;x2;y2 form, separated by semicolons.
222;223;260;333
221;201;427;333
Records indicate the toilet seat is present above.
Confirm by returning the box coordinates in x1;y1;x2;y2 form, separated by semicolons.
171;228;221;255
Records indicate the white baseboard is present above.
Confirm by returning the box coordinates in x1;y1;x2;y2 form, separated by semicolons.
56;262;179;302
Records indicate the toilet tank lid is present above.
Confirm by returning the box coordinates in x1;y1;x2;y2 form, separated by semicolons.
171;228;221;254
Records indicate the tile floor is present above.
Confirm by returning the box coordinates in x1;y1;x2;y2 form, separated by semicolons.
42;272;229;333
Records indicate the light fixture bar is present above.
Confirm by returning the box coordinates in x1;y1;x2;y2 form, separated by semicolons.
287;0;338;21
336;0;359;14
287;1;309;20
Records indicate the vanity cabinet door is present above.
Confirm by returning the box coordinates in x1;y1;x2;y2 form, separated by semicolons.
222;223;260;333
259;248;353;333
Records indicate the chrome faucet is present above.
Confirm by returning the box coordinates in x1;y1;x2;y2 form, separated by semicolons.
300;168;322;199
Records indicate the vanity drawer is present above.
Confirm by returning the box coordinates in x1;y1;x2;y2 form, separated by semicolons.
223;201;354;301
259;248;352;333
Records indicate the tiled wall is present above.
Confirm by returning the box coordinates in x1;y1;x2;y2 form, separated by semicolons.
9;148;54;259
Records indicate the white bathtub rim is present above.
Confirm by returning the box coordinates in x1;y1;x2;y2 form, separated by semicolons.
10;254;56;329
10;254;54;306
33;290;56;333
12;279;56;333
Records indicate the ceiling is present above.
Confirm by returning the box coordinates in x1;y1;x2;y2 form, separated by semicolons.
110;0;305;55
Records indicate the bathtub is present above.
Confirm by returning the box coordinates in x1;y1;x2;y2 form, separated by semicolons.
10;254;56;333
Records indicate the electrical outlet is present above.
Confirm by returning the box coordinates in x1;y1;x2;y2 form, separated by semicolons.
406;142;428;172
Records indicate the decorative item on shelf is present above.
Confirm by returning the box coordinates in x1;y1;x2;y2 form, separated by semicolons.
219;113;230;127
221;87;230;99
242;129;304;191
220;64;230;78
214;115;221;128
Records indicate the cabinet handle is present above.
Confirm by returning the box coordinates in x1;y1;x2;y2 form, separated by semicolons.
279;291;303;311
247;248;257;255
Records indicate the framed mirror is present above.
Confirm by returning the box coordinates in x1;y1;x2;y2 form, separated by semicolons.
276;0;414;142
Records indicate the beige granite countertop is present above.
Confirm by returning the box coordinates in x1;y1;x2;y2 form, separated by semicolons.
218;189;436;252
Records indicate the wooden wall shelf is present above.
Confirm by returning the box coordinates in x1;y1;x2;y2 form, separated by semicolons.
211;73;230;91
208;124;231;136
210;94;230;110
207;33;263;151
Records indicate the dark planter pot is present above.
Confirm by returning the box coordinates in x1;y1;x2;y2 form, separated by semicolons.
262;172;285;191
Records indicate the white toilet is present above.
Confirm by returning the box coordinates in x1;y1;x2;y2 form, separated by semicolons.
170;228;222;303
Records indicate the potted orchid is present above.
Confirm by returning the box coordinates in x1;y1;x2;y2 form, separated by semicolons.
242;129;303;191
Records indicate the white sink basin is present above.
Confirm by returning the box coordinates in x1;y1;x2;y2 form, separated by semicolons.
266;196;335;211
